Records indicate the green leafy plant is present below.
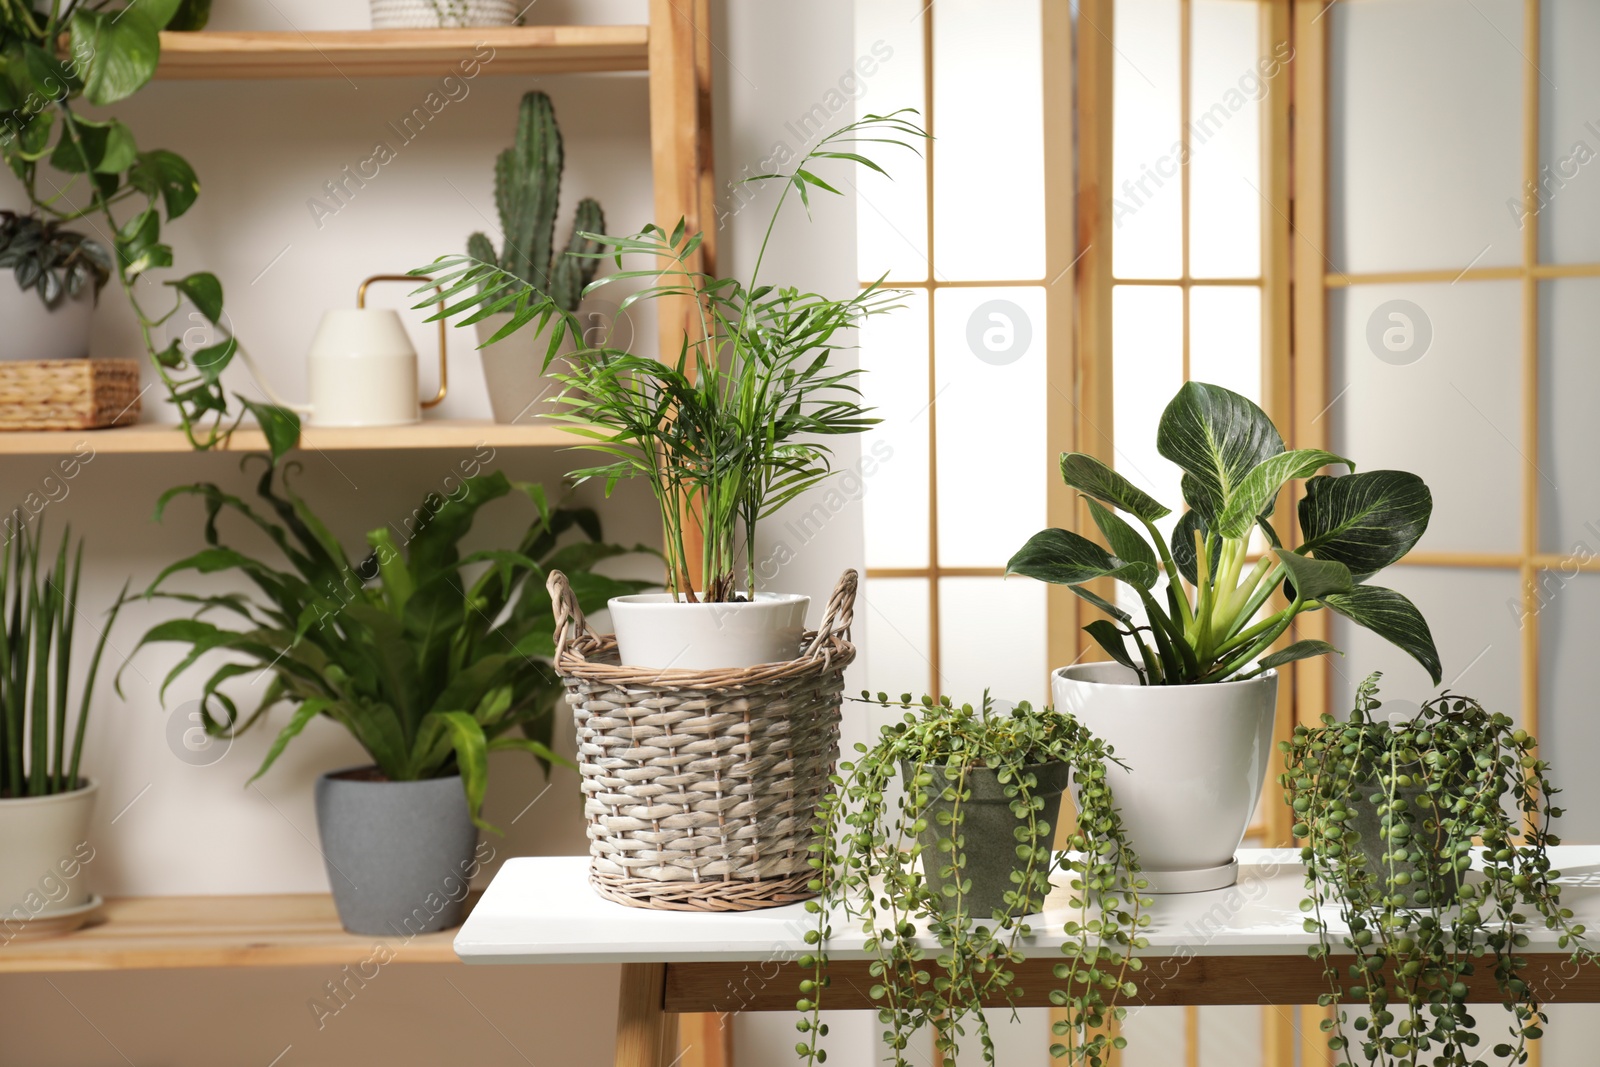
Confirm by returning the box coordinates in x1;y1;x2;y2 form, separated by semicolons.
466;90;604;314
413;110;926;601
0;520;124;799
1008;380;1441;685
0;209;109;307
1283;673;1595;1067
800;692;1147;1066
121;460;651;827
0;0;297;459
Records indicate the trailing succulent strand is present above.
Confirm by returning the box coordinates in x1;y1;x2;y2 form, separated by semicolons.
800;692;1147;1066
467;91;604;312
1283;673;1596;1067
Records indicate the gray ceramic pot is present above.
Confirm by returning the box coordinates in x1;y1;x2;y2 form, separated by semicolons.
313;768;477;936
1347;780;1462;909
902;761;1073;920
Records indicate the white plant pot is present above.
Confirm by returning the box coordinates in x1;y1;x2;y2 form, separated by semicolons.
0;280;92;361
1051;662;1278;893
608;593;810;670
475;312;575;425
369;0;519;28
0;781;97;918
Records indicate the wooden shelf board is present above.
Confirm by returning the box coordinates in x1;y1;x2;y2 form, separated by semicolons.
0;894;462;972
0;420;573;455
155;26;649;80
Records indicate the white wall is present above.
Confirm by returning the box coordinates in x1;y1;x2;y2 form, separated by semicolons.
0;1;874;1064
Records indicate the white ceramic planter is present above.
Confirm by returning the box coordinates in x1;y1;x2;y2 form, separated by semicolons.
1052;663;1278;893
369;0;518;28
609;593;810;670
475;312;575;424
0;281;92;361
0;781;97;917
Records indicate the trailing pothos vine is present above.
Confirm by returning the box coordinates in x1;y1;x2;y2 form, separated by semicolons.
1283;673;1595;1067
0;0;298;460
799;692;1148;1065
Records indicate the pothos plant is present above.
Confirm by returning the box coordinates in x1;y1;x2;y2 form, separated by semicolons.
413;111;927;602
1283;673;1595;1067
800;692;1148;1066
1008;381;1441;685
0;0;298;460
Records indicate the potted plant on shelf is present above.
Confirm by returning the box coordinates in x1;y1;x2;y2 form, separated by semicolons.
0;211;110;361
370;0;521;29
1008;380;1440;892
0;1;298;458
0;521;124;938
799;691;1147;1067
124;460;651;935
465;91;605;426
1284;673;1595;1067
419;110;925;669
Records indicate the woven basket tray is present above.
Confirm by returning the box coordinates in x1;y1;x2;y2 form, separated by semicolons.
548;568;857;912
0;359;142;431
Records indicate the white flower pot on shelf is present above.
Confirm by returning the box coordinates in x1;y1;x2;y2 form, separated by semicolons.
0;780;98;931
608;593;811;671
369;0;519;29
474;312;574;425
1051;662;1278;894
0;282;91;361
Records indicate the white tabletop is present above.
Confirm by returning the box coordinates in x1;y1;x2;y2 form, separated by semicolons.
454;846;1600;966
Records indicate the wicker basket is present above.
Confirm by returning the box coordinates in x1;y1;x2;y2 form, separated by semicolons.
0;360;141;431
547;568;857;912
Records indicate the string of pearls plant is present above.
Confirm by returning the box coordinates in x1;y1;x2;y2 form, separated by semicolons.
798;692;1148;1066
1282;673;1596;1066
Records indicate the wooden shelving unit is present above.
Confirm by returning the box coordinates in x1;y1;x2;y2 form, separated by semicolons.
0;895;460;973
0;419;572;455
155;26;649;80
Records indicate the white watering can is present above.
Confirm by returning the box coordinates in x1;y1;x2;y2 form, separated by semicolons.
244;274;448;427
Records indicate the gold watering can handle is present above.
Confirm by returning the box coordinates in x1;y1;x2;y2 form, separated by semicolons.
358;274;448;409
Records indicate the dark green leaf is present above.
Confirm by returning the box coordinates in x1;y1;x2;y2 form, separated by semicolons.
129;150;201;219
1170;509;1222;586
1083;499;1158;589
1255;640;1342;671
1272;548;1354;602
168;0;214;31
1156;381;1284;525
1320;584;1442;685
72;8;163;107
1058;452;1170;523
170;271;223;323
237;397;300;462
1084;620;1137;672
1006;528;1159;588
1215;448;1352;539
1298;471;1432;582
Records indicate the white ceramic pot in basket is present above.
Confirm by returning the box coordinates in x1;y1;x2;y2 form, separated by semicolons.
1052;662;1278;893
474;312;574;425
608;592;810;670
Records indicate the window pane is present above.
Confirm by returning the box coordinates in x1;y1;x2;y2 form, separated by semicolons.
1540;572;1600;843
1538;0;1600;264
1112;285;1184;527
862;290;931;569
1188;0;1262;279
1328;0;1523;273
1538;278;1600;554
937;577;1047;708
856;0;929;281
1328;566;1521;728
1329;281;1522;555
1199;1006;1263;1067
933;286;1047;568
1120;1009;1189;1067
1189;286;1261;404
932;0;1043;280
1112;0;1182;279
860;577;934;703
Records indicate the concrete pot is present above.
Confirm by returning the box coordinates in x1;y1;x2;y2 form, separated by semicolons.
474;312;575;424
313;769;478;936
1052;662;1278;893
0;781;97;917
903;761;1072;919
0;281;92;361
607;593;810;670
1347;780;1462;908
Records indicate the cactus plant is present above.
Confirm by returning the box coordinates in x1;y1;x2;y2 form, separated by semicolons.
467;92;604;313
